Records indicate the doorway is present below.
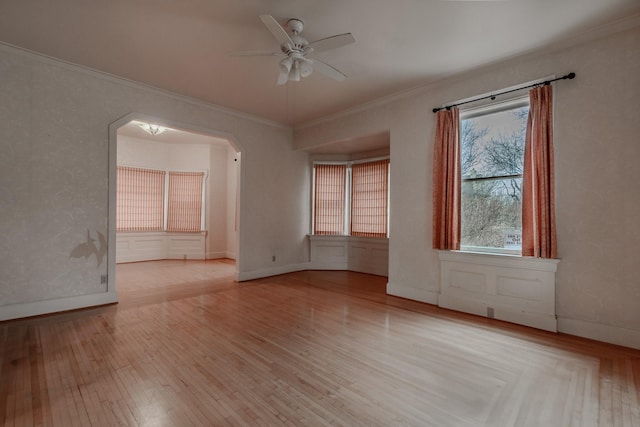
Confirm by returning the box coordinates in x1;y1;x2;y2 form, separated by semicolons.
108;114;242;299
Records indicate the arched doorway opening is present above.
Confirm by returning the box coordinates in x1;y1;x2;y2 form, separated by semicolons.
107;113;243;299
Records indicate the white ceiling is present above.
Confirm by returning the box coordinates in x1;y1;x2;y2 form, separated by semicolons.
1;0;638;126
118;121;231;147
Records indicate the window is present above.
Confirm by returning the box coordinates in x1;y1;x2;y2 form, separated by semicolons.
116;166;205;233
460;98;529;253
313;164;347;235
116;166;166;231
351;160;390;238
167;171;205;232
313;159;390;237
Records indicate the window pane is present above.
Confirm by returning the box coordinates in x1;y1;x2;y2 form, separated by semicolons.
314;164;347;235
461;101;528;251
351;159;389;238
461;106;528;179
461;178;522;249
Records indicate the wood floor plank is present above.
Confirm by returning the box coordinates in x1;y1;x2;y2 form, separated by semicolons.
1;259;639;426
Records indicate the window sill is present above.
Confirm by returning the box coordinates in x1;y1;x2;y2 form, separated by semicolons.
309;234;389;242
436;249;560;272
459;245;521;257
117;230;207;235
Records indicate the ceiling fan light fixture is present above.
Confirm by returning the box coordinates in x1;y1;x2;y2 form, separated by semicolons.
289;68;300;82
280;57;293;73
299;60;313;78
289;65;301;82
138;122;168;136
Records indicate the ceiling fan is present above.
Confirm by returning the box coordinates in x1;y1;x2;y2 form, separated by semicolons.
228;15;355;85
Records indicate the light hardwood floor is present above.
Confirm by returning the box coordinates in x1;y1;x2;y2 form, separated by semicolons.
1;260;639;426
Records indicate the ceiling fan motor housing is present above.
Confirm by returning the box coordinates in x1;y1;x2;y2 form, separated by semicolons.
281;19;308;54
286;18;304;34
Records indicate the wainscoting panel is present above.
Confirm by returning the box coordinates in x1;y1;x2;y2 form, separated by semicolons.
116;232;206;263
449;270;486;293
309;235;349;270
167;235;206;260
437;251;559;332
309;235;388;276
349;238;389;277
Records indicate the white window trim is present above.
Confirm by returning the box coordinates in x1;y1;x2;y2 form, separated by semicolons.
460;96;529;120
459;96;529;256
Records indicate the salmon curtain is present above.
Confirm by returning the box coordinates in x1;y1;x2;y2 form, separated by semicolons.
522;85;557;258
351;159;390;238
432;108;461;250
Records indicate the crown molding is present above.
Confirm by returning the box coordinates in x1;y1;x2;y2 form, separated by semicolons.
295;12;640;131
0;42;289;130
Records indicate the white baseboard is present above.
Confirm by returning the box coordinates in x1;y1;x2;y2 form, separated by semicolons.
206;251;229;259
309;261;349;271
0;291;118;321
236;262;312;282
558;317;640;350
386;283;439;305
167;252;206;260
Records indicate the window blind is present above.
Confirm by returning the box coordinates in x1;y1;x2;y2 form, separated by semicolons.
314;164;347;235
351;159;389;238
167;171;205;233
116;166;166;231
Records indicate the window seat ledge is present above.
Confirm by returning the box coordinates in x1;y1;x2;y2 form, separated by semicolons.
116;231;206;263
309;234;388;243
436;250;560;272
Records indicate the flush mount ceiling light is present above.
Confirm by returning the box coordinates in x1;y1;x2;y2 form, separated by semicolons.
137;122;168;136
228;15;355;85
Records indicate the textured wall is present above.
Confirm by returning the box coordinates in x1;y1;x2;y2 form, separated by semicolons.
295;25;640;347
0;44;309;313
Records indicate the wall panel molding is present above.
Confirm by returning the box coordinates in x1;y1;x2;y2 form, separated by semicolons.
437;251;560;332
309;235;389;276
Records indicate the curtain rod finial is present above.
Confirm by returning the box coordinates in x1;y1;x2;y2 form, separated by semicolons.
567;72;576;79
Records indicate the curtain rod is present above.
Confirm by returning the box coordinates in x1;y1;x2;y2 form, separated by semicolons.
432;72;576;113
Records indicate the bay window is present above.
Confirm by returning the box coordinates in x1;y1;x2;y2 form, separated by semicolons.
313;158;390;237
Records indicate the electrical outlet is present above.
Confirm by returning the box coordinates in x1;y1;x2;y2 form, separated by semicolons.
272;255;276;262
100;275;108;285
487;307;495;318
183;254;187;260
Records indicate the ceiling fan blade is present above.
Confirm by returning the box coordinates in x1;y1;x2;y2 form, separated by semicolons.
308;33;355;53
227;50;284;57
309;58;348;82
259;15;293;46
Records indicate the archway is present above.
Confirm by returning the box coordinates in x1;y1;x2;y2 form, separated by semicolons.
107;113;243;299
